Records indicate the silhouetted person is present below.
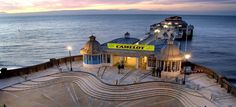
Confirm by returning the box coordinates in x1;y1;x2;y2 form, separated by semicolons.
155;68;161;78
159;69;162;78
152;68;155;76
3;104;6;107
117;64;121;74
154;68;158;77
121;64;124;69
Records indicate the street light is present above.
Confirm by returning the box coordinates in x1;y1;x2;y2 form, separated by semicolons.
67;46;73;71
184;53;191;60
183;53;191;85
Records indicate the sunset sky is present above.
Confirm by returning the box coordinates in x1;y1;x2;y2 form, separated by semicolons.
1;0;236;14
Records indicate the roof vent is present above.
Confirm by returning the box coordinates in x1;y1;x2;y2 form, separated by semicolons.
124;32;130;39
89;35;96;41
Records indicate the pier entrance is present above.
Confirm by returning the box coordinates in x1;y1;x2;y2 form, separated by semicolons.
112;55;147;69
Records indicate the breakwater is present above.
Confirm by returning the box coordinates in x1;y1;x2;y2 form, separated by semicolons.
0;55;235;96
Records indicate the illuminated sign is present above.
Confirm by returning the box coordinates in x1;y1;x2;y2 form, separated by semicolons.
107;43;155;51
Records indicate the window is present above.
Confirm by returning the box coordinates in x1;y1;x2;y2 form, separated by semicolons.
92;55;99;64
107;54;111;63
101;54;111;64
100;55;102;63
88;55;91;64
148;56;156;67
103;54;106;63
84;55;87;64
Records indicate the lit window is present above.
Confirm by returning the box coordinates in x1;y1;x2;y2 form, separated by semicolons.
154;29;160;33
163;25;168;28
148;57;156;67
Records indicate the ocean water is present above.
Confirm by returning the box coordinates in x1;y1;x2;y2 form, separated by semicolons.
0;14;236;77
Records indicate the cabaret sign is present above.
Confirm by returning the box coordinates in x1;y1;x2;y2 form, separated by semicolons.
107;43;154;51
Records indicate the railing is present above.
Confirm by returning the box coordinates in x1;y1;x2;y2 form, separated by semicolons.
100;66;107;79
119;69;134;84
0;55;83;79
97;67;102;76
187;61;236;96
138;71;152;82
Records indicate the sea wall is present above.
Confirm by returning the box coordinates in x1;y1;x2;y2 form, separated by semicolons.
187;61;236;95
0;55;83;79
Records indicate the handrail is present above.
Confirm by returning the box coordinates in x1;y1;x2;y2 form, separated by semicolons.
119;69;134;84
138;71;152;82
97;67;102;76
100;66;107;79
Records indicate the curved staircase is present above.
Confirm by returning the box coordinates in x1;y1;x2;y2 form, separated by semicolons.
2;72;217;107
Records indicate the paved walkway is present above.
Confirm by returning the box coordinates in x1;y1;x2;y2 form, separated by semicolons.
0;61;236;107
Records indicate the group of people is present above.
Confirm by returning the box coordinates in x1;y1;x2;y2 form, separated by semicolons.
152;67;162;78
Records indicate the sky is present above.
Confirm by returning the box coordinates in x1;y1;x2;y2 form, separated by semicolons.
0;0;236;15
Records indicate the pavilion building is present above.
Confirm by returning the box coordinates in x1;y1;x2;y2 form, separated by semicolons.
80;32;184;76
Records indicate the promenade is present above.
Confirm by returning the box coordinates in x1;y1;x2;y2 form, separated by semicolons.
0;61;235;107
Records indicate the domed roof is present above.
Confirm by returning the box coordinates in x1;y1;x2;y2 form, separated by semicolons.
80;35;101;55
160;40;183;60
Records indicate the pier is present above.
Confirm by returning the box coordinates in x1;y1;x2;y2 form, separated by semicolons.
0;55;236;107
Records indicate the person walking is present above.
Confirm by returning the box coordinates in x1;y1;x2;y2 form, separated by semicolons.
117;64;121;74
152;67;155;76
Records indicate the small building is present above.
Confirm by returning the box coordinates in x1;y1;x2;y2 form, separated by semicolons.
80;35;103;68
150;16;194;40
80;33;184;76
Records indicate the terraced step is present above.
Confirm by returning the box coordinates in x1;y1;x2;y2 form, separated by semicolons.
74;79;197;107
1;72;216;107
72;74;216;107
82;75;203;97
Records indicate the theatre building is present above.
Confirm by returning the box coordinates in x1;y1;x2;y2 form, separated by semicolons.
80;32;184;75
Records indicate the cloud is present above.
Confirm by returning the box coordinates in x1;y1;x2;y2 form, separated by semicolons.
147;0;236;5
0;0;236;13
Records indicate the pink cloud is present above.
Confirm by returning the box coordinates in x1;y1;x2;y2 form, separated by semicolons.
0;2;21;11
1;0;236;13
33;0;144;9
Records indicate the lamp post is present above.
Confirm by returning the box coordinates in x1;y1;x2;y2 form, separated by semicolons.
67;46;73;71
183;53;191;85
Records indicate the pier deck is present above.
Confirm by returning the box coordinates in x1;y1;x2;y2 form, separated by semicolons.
0;61;235;107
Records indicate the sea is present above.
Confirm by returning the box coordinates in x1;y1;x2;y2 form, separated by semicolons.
0;14;236;79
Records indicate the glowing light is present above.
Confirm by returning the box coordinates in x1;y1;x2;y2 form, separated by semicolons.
154;29;160;33
163;25;168;28
167;22;172;25
67;46;72;51
184;53;191;60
